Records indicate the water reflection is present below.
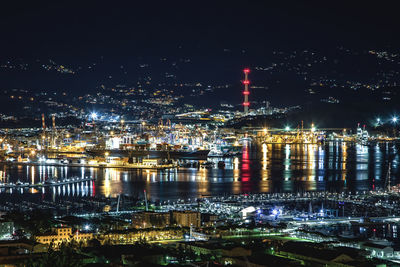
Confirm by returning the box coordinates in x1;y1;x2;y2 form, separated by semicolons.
0;142;399;201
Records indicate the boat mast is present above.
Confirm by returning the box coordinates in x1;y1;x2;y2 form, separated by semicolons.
144;190;148;211
387;163;391;192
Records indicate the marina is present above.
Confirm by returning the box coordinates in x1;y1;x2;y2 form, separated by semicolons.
0;176;95;189
3;4;400;265
1;141;399;200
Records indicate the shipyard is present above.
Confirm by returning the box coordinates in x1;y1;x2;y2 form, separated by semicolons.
2;2;400;266
1;67;399;265
1;110;399;169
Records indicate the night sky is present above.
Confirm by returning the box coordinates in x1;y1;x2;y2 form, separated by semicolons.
1;2;398;57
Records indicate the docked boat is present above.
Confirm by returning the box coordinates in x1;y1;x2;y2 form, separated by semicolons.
217;161;225;169
207;150;224;157
223;151;242;157
87;148;210;160
356;124;369;146
201;161;214;169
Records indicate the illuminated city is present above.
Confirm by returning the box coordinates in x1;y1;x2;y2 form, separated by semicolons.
1;2;400;267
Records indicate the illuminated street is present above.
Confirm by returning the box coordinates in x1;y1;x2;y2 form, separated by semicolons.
1;2;400;266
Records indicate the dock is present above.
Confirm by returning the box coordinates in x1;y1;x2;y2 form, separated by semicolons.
0;177;95;189
0;161;177;170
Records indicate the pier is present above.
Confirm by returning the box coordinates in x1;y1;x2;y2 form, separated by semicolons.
0;176;95;189
0;161;177;170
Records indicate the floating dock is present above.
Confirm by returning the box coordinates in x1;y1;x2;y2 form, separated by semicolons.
0;177;95;189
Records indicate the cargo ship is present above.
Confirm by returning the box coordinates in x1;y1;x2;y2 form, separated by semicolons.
87;135;210;160
86;148;210;160
356;123;369;146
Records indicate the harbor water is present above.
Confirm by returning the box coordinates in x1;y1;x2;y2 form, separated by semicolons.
0;141;399;201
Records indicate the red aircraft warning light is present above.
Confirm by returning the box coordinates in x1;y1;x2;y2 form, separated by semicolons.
243;68;250;113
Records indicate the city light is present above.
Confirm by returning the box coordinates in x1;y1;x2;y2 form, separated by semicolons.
271;208;282;216
2;3;400;265
91;112;98;120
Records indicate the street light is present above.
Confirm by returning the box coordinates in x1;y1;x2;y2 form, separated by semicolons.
285;126;290;131
392;117;398;123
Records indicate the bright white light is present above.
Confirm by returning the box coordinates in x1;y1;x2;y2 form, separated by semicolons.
91;112;98;120
84;225;90;231
272;209;278;215
393;117;398;123
377;118;381;122
285;126;290;131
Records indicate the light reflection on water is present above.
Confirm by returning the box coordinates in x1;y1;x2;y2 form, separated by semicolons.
0;141;399;201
